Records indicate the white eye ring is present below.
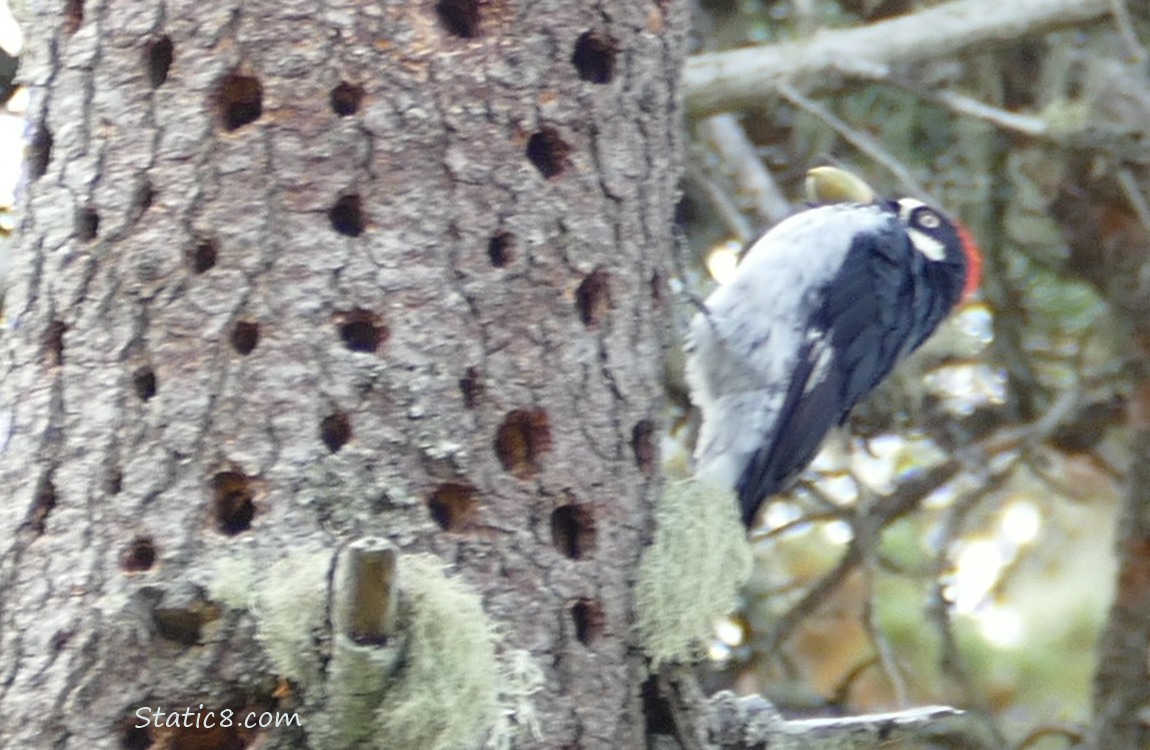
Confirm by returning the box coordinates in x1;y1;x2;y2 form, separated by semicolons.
917;211;941;229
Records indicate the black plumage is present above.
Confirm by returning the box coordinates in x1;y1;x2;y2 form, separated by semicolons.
687;198;979;527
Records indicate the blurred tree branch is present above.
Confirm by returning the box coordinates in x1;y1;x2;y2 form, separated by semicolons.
1089;429;1150;749
658;665;991;749
696;114;792;228
685;0;1111;117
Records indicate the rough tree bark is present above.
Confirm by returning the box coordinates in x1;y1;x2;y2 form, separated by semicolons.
0;0;684;747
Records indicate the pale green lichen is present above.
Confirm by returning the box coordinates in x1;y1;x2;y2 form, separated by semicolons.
209;550;332;686
211;548;501;750
372;554;500;750
251;552;332;687
636;480;752;667
485;649;545;750
206;552;257;612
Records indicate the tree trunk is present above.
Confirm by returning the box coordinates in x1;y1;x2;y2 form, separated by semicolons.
0;0;684;747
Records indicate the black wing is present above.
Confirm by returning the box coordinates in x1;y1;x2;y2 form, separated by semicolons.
736;222;922;526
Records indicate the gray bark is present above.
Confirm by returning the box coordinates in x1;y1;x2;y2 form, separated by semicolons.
0;0;684;747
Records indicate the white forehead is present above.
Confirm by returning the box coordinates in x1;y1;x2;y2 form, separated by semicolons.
897;198;927;224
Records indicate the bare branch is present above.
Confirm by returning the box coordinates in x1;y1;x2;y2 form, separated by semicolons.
684;160;757;243
860;546;909;706
685;0;1111;117
930;90;1049;138
1107;0;1147;65
708;692;996;749
1088;428;1150;749
758;385;1082;656
777;82;929;200
696;114;793;226
925;477;1016;748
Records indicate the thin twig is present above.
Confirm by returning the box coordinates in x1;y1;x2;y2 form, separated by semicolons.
752;510;846;543
685;0;1112;116
932;90;1049;137
1115;167;1150;235
777;82;930;200
758;385;1081;656
684;160;756;244
925;463;1019;749
1108;0;1147;65
697;114;793;227
862;578;909;706
1016;723;1084;749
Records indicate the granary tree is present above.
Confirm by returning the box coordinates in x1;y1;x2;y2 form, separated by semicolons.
0;0;683;746
5;0;1150;748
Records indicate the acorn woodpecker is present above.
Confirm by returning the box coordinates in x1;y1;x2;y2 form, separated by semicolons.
685;173;982;527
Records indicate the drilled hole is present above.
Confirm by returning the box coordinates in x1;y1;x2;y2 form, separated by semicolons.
230;321;259;356
337;309;387;353
120;535;157;572
75;207;99;241
133;367;157;401
133;179;155;219
570;598;603;645
49;629;75;655
119;722;150;750
211;470;255;535
642;676;676;735
215;72;263;132
551;504;596;559
427;483;478;531
145;35;173;88
572;30;617;84
64;0;83;34
28;125;52;181
330;81;364;116
436;0;480;37
189;238;218;274
495;409;551;479
631;420;656;475
576;268;611;327
25;474;57;535
153;603;216;646
44;320;66;366
526;127;570;179
650;270;665;306
320;412;352;453
459;366;482;409
107;467;123;495
329;194;365;237
487;231;515;268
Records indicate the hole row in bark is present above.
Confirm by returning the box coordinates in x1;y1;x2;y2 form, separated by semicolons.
424;410;650;542
122;309;386;412
27;26;615;185
430;2;619;90
483;245;613;329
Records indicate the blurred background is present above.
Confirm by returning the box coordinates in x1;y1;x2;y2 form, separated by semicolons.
667;2;1150;748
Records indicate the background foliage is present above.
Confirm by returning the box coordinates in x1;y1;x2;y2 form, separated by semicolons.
674;1;1150;747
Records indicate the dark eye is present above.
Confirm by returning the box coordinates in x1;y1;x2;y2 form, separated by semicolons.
916;210;942;229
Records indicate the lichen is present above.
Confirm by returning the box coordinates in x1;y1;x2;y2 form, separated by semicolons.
211;548;501;750
636;480;752;667
251;552;332;687
371;554;499;750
